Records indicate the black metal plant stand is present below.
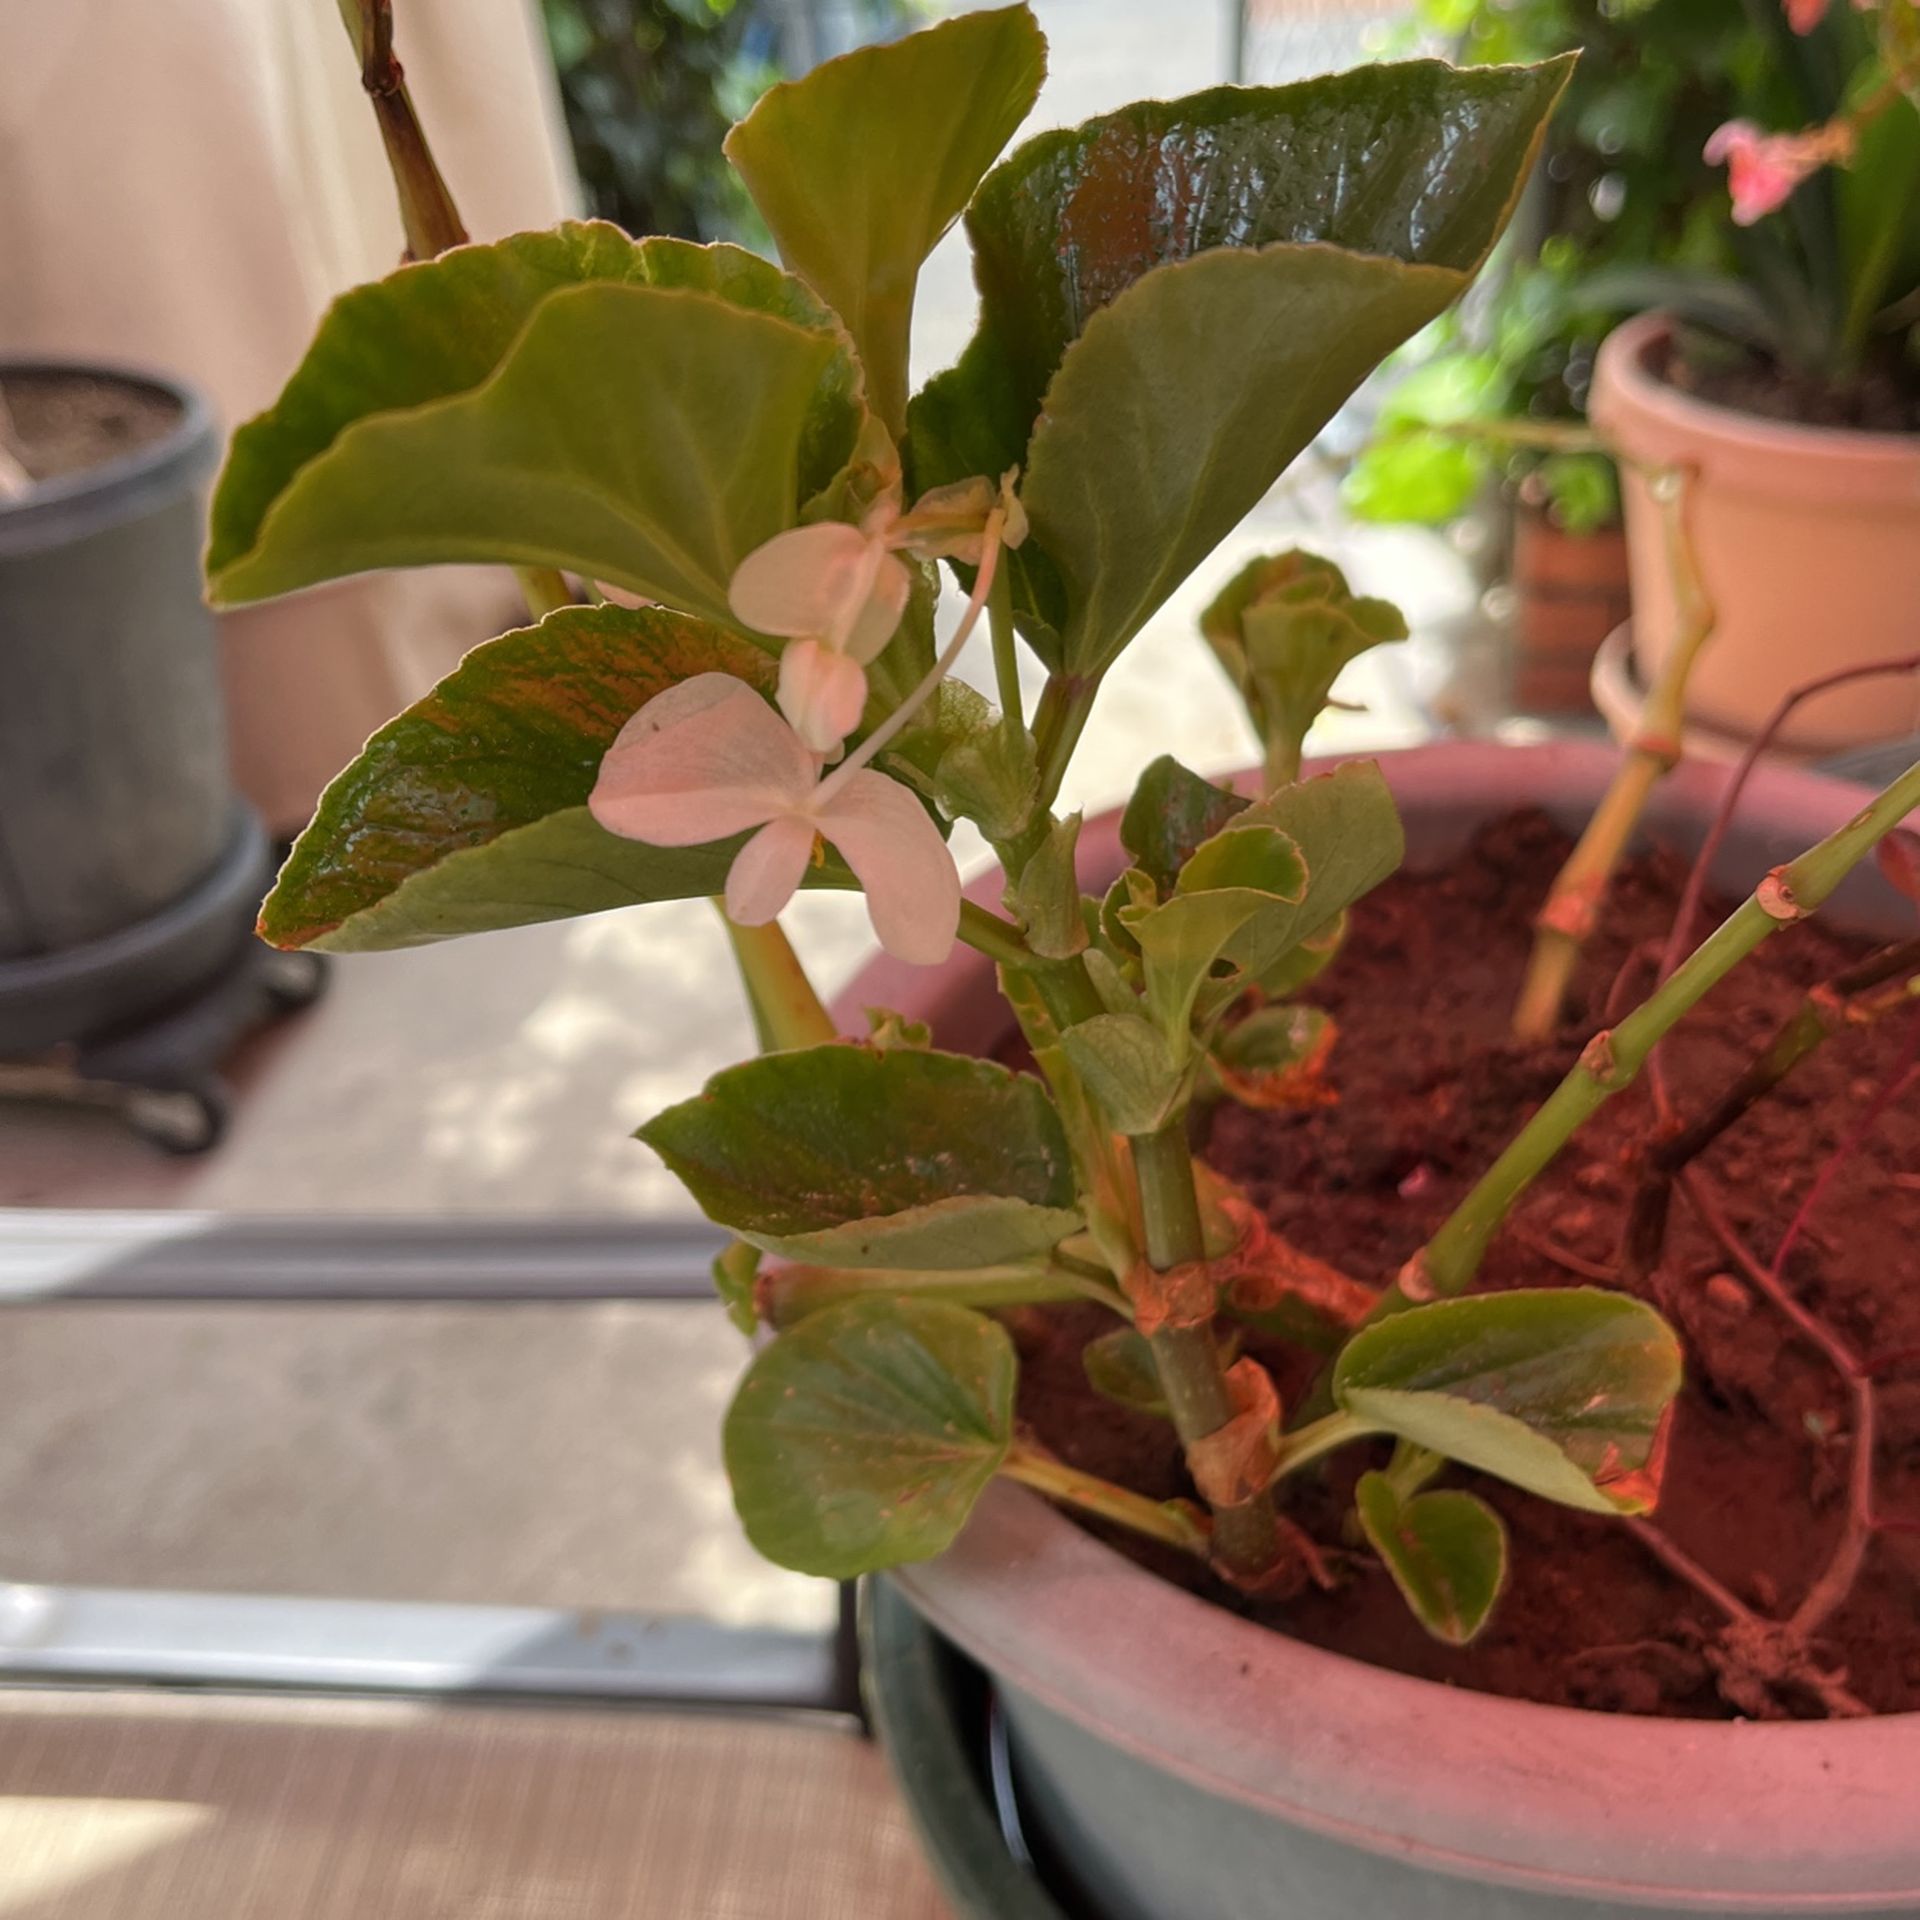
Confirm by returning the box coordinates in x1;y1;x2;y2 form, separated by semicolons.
0;806;327;1153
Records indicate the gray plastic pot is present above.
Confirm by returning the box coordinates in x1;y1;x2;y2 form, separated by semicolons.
839;739;1920;1920
0;359;227;962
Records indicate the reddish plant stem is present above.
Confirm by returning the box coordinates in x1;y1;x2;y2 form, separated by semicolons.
1647;649;1920;1123
1670;1015;1920;1653
1622;938;1920;1275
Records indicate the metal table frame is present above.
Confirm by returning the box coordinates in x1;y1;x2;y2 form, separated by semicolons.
0;1209;862;1717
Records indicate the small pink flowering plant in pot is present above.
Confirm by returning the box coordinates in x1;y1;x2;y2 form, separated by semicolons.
214;12;1920;1892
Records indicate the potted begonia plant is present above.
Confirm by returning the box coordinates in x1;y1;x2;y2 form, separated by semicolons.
216;8;1920;1915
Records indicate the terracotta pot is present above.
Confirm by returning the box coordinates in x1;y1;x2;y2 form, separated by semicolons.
839;739;1920;1920
1508;505;1630;716
1590;312;1920;755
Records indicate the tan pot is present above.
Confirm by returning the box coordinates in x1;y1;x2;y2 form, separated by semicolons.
1509;505;1630;715
1590;311;1920;753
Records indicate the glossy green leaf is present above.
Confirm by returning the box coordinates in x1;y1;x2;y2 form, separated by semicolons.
724;1296;1015;1576
725;4;1046;434
640;1044;1079;1268
1120;756;1250;898
1355;1471;1508;1646
257;605;790;951
1083;1326;1169;1417
1334;1290;1683;1516
909;58;1572;667
1059;1013;1186;1135
211;272;867;626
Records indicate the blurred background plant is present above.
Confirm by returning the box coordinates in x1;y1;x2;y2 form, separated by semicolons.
1347;0;1752;534
541;0;927;242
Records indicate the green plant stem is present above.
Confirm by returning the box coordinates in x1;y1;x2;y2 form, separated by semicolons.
1624;940;1920;1273
1512;469;1712;1040
987;562;1024;731
516;564;576;620
1263;726;1305;796
956;900;1040;969
1408;754;1920;1302
1130;1121;1284;1579
1001;1442;1210;1555
717;908;837;1052
1031;674;1098;811
1269;1409;1378;1479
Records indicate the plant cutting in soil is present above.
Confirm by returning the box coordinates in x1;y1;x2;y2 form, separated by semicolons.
225;3;1920;1728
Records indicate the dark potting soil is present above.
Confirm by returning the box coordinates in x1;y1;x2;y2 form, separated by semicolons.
1662;329;1920;435
1014;809;1920;1719
0;370;182;486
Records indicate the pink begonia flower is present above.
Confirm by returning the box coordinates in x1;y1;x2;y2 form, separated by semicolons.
1704;120;1826;225
728;504;912;753
588;673;960;966
726;480;1028;757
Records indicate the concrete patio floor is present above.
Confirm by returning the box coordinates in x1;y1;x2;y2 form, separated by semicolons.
0;0;1470;1631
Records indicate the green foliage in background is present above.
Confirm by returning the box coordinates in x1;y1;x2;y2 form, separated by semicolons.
541;0;922;242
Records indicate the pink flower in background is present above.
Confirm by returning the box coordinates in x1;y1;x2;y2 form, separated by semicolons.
1704;120;1827;224
1784;0;1829;31
589;673;959;965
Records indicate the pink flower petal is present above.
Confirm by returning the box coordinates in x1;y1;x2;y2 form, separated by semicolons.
724;816;817;925
778;639;869;754
817;770;960;966
589;673;813;845
728;522;875;640
1785;0;1828;31
843;550;913;664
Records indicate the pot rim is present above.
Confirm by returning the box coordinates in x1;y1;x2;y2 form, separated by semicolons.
1592;312;1920;502
0;357;219;556
843;737;1920;1910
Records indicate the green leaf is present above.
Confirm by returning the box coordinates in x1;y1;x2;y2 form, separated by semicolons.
1120;756;1250;898
210;263;868;626
931;715;1039;840
209;225;846;578
1200;551;1407;776
1082;1326;1169;1417
1125;760;1399;1043
1333;1290;1683;1516
1355;1471;1507;1646
1128;824;1307;1042
723;1296;1015;1576
713;1239;763;1337
257;605;788;952
1128;824;1311;1041
1219;761;1405;993
1059;1013;1187;1135
640;1044;1079;1268
1006;812;1088;959
1344;430;1491;525
909;57;1572;668
1203;1003;1336;1112
724;4;1046;434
